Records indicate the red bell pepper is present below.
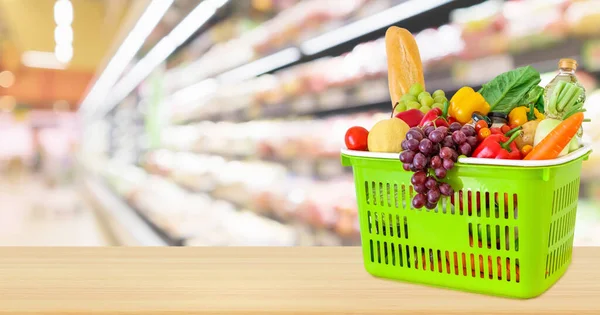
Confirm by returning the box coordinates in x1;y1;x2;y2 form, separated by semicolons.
418;108;450;128
471;131;522;160
395;109;425;127
490;127;503;135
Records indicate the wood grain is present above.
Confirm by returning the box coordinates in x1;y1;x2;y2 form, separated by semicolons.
0;247;598;314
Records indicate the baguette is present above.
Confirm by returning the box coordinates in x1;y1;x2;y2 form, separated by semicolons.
385;26;425;107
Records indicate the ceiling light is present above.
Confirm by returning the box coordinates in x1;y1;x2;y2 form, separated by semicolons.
0;71;15;88
78;0;174;114
55;44;73;63
55;25;73;44
217;47;301;84
168;0;229;46
54;0;73;26
93;0;230;118
300;0;453;55
21;51;66;70
169;79;218;106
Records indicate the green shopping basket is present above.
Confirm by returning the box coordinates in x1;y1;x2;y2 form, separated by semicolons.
341;145;592;298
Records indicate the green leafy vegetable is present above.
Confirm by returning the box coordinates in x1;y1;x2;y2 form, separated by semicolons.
525;85;544;105
535;92;545;114
522;85;545;114
479;66;542;114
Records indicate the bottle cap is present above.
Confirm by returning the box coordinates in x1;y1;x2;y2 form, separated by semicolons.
559;58;577;71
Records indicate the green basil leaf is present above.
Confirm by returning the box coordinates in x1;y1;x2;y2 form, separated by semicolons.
479;66;542;114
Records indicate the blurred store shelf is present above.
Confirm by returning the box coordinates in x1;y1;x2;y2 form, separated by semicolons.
84;177;170;246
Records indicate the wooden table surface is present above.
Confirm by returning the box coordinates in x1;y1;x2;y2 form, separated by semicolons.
0;247;599;314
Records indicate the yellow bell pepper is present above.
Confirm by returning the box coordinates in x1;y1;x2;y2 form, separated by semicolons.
508;104;544;127
449;87;490;124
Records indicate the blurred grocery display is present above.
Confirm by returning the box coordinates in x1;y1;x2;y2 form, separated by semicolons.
79;0;600;246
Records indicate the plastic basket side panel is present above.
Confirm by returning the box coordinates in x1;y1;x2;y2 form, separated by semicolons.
543;159;584;289
351;158;413;277
436;164;554;298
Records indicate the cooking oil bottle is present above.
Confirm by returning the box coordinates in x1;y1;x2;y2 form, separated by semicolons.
543;58;586;118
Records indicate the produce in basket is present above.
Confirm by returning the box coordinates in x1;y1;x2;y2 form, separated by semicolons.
343;24;589;206
394;109;424;127
508;102;544;128
471;127;522;160
400;122;476;209
385;26;425;108
533;79;586;156
479;66;542;115
514;119;540;150
525;112;584;160
393;85;449;116
448;86;490;124
344;126;369;151
367;118;409;153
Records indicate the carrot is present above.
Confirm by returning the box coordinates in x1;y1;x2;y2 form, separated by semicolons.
524;112;584;160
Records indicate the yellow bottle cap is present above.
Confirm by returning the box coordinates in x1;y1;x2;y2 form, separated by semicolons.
559;58;578;71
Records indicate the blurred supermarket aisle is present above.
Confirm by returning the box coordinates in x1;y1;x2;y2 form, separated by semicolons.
0;172;110;246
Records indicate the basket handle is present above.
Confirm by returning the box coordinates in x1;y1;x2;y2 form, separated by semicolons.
340;154;352;167
583;149;593;161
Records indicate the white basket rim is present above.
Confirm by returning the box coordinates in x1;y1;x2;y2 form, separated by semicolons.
341;144;592;167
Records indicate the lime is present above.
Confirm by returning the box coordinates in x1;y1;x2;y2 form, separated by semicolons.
406;101;421;110
409;83;425;97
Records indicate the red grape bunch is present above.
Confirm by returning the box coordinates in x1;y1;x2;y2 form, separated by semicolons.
399;122;477;209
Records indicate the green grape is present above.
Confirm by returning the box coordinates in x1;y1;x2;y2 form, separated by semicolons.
409;83;425;97
432;103;444;110
420;95;434;108
432;90;445;99
417;91;432;103
433;96;447;105
395;101;407;113
420;105;432;114
407;101;421;110
401;94;417;103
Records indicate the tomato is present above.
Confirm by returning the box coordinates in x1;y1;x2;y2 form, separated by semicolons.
344;126;369;151
477;128;491;141
500;124;511;134
474;120;488;132
520;144;533;156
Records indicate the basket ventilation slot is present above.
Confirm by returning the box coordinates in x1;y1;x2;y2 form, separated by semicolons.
544;178;579;279
367;241;520;282
468;223;519;251
551;178;580;215
448;190;518;219
548;206;577;248
545;235;574;279
365;182;519;220
364;181;408;209
367;211;408;239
